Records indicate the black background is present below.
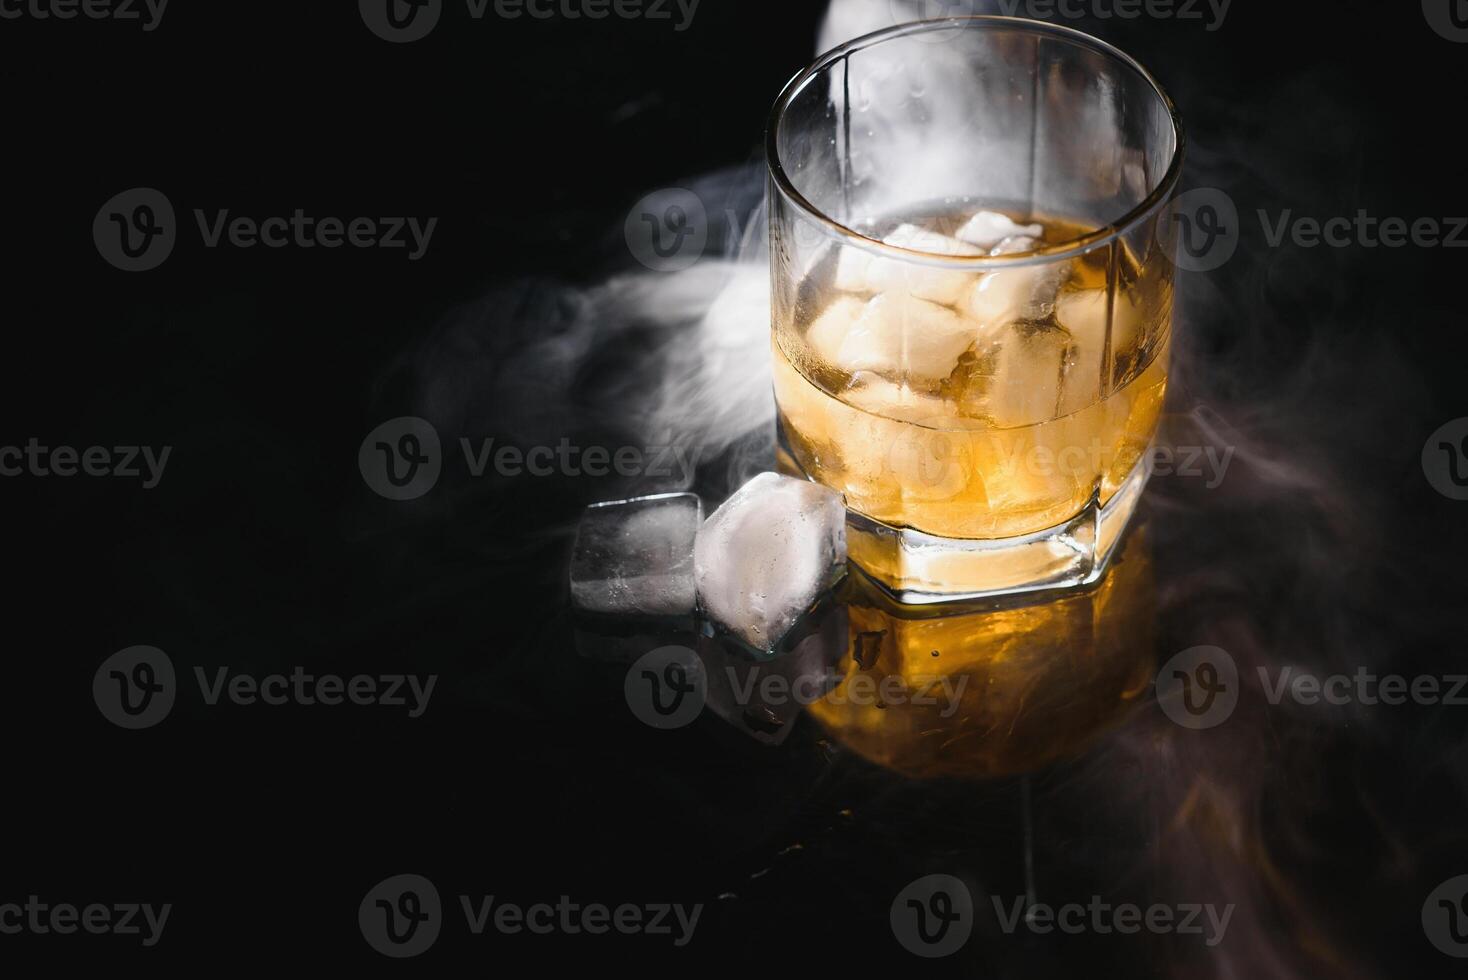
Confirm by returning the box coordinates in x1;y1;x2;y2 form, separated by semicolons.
3;0;1467;974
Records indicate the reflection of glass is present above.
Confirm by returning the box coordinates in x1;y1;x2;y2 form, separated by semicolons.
767;17;1183;603
807;526;1155;779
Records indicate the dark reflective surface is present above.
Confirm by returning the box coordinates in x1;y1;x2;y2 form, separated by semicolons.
809;528;1156;779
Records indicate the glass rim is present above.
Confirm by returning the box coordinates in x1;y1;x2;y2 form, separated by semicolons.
764;15;1187;270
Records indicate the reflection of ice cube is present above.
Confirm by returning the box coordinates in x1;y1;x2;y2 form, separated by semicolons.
961;321;1074;428
808;292;980;385
570;493;702;617
699;603;847;746
694;473;846;654
956;211;1043;250
833;224;980;305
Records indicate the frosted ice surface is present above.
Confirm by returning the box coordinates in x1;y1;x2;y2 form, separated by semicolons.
955;210;1044;250
807;292;980;386
1055;287;1144;415
963;257;1064;329
570;493;702;617
833;224;981;305
694;473;846;653
958;321;1075;429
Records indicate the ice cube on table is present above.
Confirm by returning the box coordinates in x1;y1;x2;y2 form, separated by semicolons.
955;211;1044;250
807;292;981;386
833;224;981;306
694;472;846;655
570;493;702;618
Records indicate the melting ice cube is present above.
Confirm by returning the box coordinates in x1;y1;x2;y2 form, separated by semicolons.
570;493;702;617
962;242;1065;329
841;376;972;503
955;211;1044;250
806;292;981;386
694;472;846;654
834;224;981;306
1055;286;1144;414
956;321;1075;429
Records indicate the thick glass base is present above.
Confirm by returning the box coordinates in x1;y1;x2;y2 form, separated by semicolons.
835;456;1151;605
